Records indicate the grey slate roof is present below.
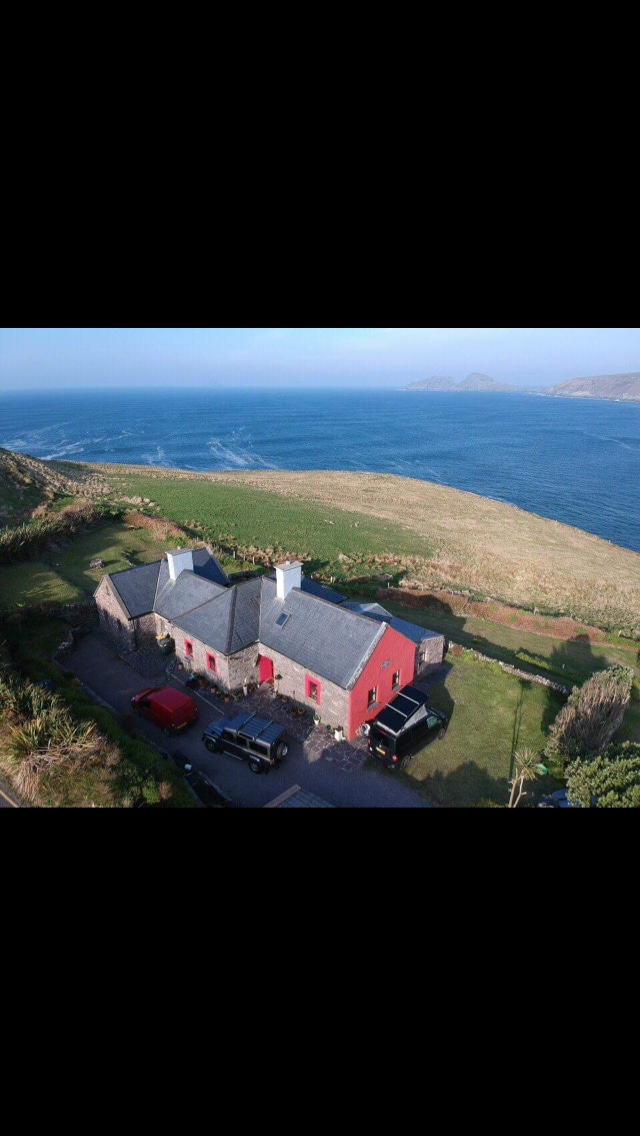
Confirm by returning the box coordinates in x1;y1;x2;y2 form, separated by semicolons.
155;569;226;622
103;553;439;689
192;548;230;587
259;577;386;690
266;573;346;606
275;788;335;809
229;578;262;654
109;550;229;621
107;561;162;619
343;602;442;645
174;576;263;656
174;589;237;655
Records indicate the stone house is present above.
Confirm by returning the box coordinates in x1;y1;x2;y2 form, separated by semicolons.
95;549;445;740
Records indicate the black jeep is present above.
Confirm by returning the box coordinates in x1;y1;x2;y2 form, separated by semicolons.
368;686;448;771
203;713;289;775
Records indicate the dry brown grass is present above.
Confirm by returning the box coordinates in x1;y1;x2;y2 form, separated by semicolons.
20;455;640;633
113;467;639;633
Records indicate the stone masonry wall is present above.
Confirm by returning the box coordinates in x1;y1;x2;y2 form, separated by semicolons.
174;631;259;693
417;635;445;673
95;578;136;652
134;613;161;650
260;646;350;735
227;644;261;690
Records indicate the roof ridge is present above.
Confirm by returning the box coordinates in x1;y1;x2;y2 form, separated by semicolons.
108;559;163;581
285;583;391;628
153;558;168;611
169;582;232;623
226;586;239;655
345;622;388;690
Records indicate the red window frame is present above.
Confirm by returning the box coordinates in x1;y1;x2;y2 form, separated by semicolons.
368;687;378;709
305;676;322;705
206;653;217;674
392;671;401;691
184;640;194;659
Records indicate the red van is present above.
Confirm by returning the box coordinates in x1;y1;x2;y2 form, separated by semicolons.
131;687;199;735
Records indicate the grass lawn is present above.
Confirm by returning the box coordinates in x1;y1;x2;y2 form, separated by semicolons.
368;652;567;808
372;650;640;808
92;465;640;633
378;598;639;691
48;522;171;596
109;474;431;568
0;562;83;609
0;521;175;611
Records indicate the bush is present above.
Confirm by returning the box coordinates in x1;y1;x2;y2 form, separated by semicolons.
566;743;640;809
546;666;634;765
0;505;124;567
0;659;192;808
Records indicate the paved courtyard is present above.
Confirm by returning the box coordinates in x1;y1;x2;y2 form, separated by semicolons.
63;634;433;809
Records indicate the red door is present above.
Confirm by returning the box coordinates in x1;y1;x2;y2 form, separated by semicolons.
259;656;274;684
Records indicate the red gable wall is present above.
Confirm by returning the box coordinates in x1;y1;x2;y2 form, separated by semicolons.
348;626;417;739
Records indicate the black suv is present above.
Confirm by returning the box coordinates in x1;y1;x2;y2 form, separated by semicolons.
368;686;448;771
203;713;289;775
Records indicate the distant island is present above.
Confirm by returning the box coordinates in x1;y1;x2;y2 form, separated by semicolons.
406;369;640;402
406;373;517;393
542;372;640;402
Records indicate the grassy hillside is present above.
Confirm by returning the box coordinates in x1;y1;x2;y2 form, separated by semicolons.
92;463;640;634
0;447;109;522
2;450;639;633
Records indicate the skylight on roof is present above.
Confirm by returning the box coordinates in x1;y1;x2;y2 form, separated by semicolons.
276;613;291;628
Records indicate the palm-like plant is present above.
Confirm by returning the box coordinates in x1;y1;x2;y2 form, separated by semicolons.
509;749;547;809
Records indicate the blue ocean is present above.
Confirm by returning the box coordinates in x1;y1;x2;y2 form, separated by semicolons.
1;388;639;553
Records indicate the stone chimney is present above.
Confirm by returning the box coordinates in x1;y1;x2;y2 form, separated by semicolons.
167;548;194;582
276;560;303;601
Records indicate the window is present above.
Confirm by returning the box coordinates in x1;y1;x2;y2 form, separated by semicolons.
393;671;401;691
184;640;194;659
206;653;217;674
276;613;291;628
306;677;321;705
368;688;378;709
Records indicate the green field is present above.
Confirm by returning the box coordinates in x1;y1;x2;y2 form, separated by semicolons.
0;522;172;610
373;653;567;807
378;598;639;692
94;464;640;634
110;473;430;569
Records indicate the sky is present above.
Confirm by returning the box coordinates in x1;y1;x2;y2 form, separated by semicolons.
1;327;639;390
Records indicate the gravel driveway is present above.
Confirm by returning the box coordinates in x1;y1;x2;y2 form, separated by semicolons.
64;635;432;809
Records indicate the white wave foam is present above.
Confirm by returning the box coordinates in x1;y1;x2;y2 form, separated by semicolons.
207;432;278;470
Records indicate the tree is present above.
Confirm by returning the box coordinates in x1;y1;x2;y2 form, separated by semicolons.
509;749;547;809
566;743;640;809
546;666;634;765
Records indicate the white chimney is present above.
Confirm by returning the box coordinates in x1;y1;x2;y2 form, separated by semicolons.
167;549;194;582
276;560;303;601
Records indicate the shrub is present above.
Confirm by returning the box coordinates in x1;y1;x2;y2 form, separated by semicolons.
0;505;124;567
566;743;640;809
0;661;187;808
546;666;634;765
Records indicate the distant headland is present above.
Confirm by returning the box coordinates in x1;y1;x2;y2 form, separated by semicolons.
406;373;519;393
541;373;640;402
406;371;640;401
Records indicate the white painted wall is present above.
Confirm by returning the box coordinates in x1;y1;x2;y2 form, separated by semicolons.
167;549;194;581
276;561;303;600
